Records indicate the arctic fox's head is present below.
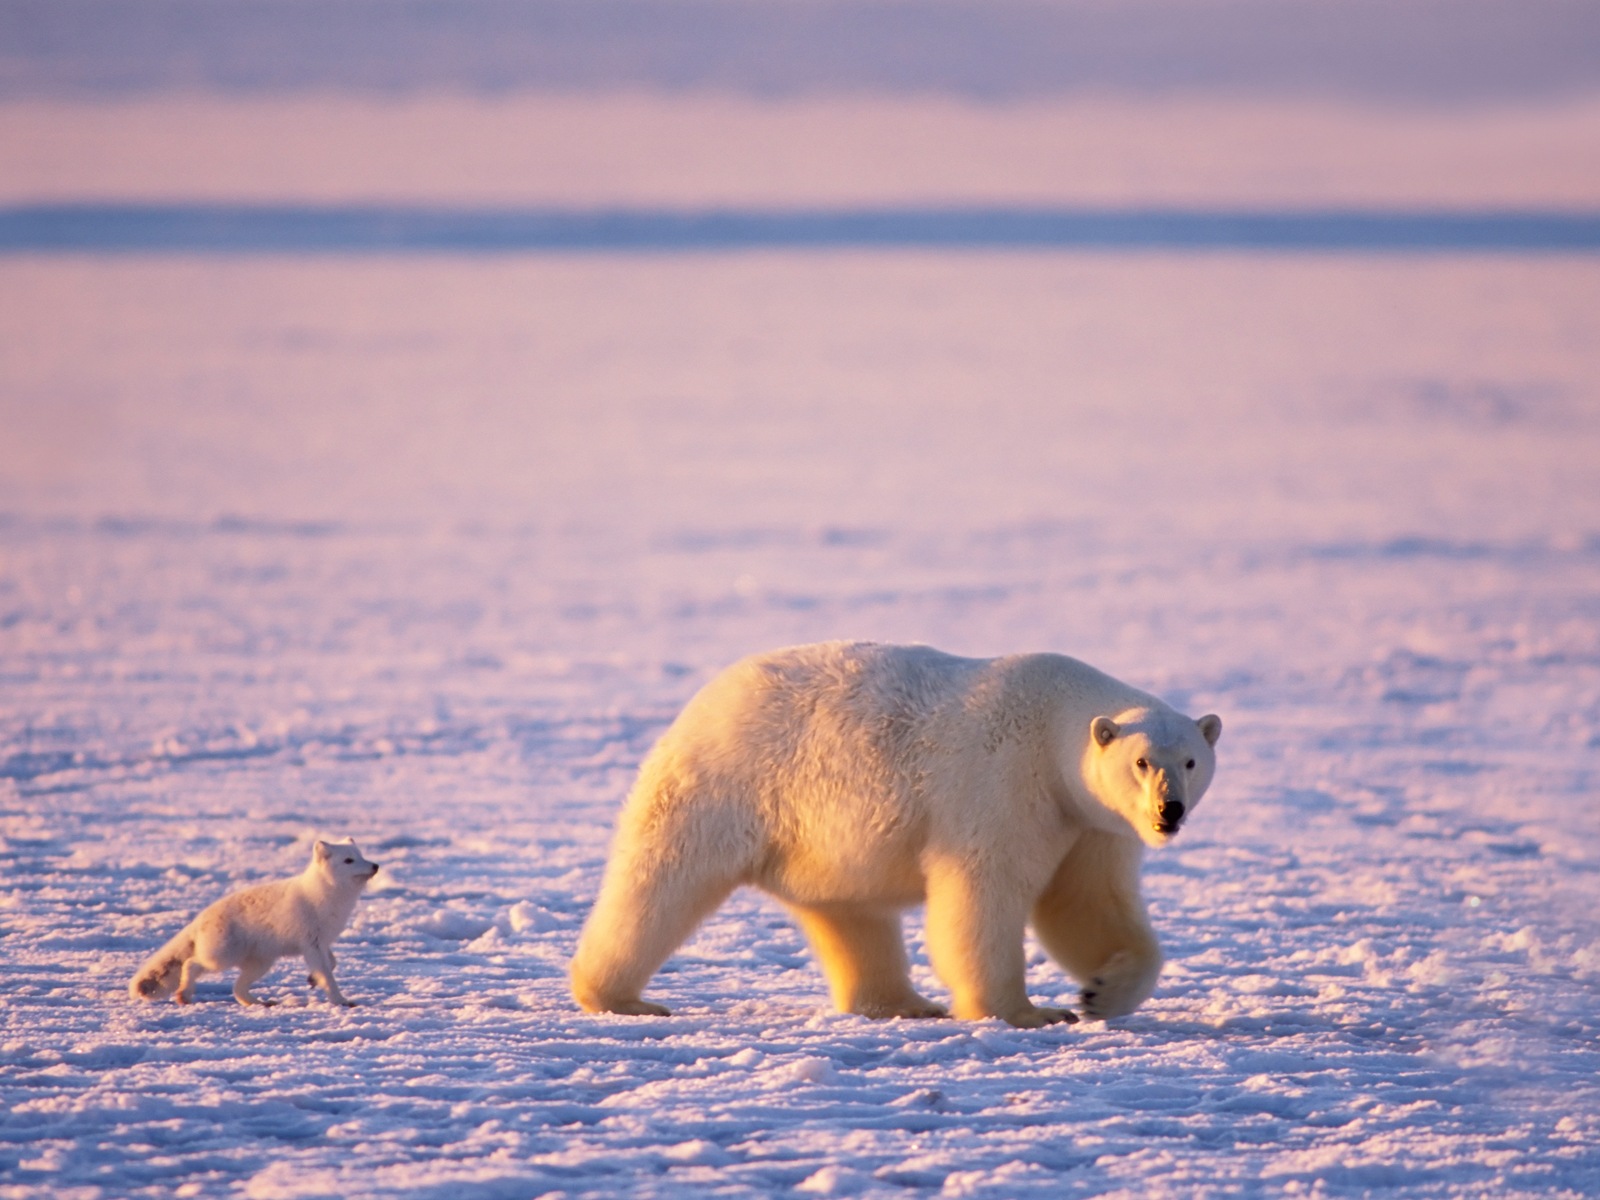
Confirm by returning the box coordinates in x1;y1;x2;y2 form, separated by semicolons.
312;839;381;888
1083;707;1222;848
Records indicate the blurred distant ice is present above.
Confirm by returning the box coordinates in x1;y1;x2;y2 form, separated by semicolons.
1;0;1597;102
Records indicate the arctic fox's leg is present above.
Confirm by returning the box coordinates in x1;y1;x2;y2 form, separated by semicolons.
923;858;1075;1028
304;944;353;1006
570;859;738;1017
1031;831;1162;1019
789;903;946;1019
232;957;279;1006
175;958;205;1005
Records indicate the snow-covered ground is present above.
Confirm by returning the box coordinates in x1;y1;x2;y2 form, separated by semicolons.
5;249;1598;1199
4;6;1600;1197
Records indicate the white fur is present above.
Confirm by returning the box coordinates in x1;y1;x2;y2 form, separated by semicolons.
129;839;379;1007
570;641;1221;1026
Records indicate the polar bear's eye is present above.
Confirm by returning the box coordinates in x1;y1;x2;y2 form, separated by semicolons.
344;857;354;863
1135;758;1148;771
1186;759;1196;770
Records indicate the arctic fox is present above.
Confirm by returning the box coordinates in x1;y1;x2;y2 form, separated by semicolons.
129;839;379;1007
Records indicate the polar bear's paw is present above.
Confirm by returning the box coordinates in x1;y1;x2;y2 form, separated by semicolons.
1079;950;1159;1019
603;998;673;1017
855;995;949;1020
1005;1004;1079;1029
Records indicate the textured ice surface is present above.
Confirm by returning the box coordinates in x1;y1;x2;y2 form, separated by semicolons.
3;14;1600;1189
3;249;1599;1198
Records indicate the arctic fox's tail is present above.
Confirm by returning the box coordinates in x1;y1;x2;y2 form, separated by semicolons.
129;929;195;1002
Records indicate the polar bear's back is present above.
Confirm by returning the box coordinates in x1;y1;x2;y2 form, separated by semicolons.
646;640;1149;799
653;641;972;793
612;642;1151;903
612;643;976;900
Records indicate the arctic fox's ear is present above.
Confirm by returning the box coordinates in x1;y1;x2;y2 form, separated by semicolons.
1197;714;1223;746
1091;716;1120;747
313;840;331;860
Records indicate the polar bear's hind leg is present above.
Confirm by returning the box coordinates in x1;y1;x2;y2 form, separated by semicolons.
790;903;947;1019
923;858;1075;1028
570;847;742;1016
571;871;736;1015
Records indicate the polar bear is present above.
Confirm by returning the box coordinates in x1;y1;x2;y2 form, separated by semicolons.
570;641;1220;1027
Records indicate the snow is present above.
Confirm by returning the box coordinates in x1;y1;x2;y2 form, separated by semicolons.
4;6;1600;1197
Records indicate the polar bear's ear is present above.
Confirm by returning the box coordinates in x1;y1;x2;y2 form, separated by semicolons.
1091;716;1120;747
313;840;330;860
1197;714;1222;746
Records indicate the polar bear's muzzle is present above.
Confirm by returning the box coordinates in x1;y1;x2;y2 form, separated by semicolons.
1156;799;1186;835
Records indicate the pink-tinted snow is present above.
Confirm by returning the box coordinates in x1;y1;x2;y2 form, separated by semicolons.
3;6;1600;1197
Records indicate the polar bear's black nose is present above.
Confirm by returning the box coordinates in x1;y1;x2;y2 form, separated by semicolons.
1159;800;1186;827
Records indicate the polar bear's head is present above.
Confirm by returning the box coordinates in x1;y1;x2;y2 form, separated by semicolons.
1083;707;1222;847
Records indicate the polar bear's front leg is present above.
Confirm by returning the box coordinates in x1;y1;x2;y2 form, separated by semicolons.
1031;831;1163;1019
1078;949;1162;1019
923;859;1076;1028
790;903;947;1019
